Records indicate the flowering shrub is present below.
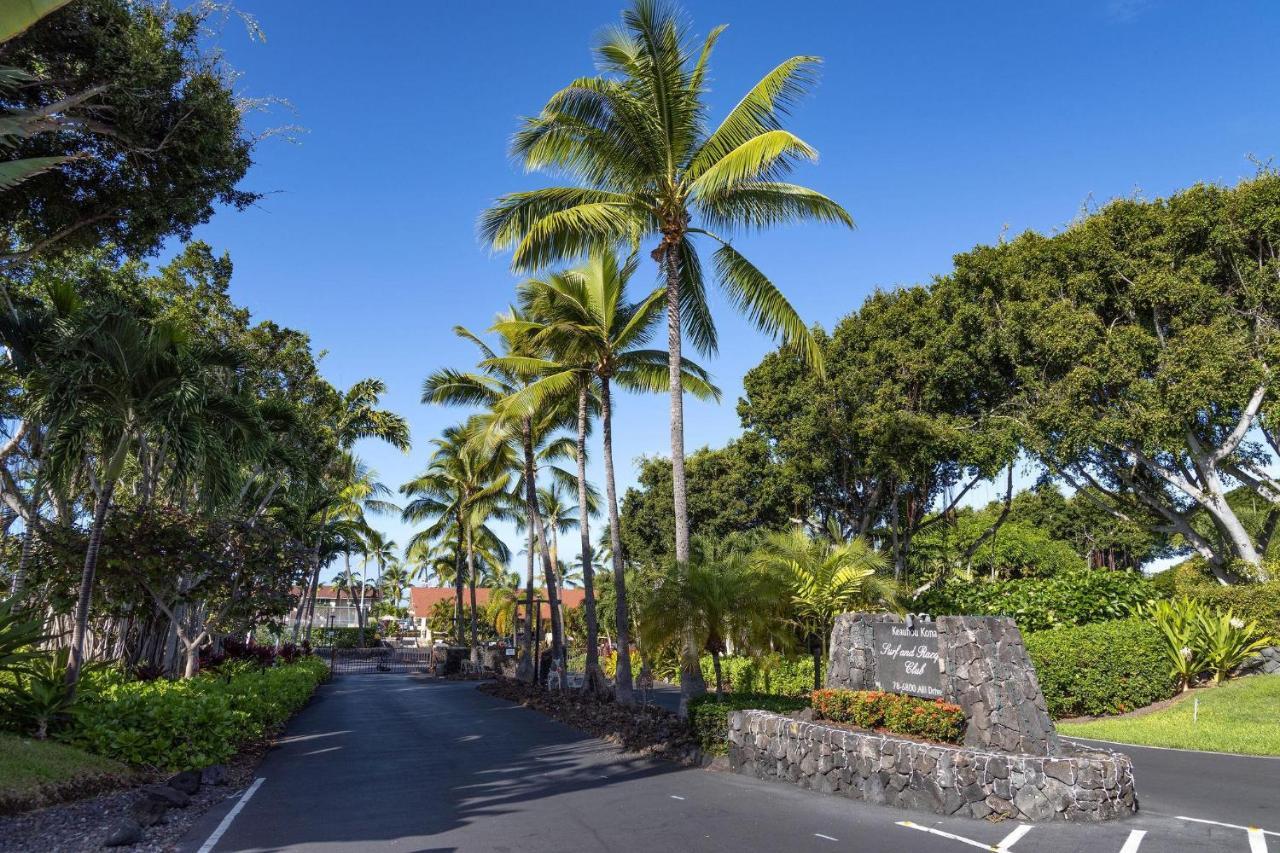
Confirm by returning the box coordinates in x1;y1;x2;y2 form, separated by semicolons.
810;689;966;744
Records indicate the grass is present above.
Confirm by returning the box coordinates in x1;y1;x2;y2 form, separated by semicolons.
1059;675;1280;756
0;733;133;814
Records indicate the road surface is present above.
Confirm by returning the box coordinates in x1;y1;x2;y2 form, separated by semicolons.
179;674;1280;852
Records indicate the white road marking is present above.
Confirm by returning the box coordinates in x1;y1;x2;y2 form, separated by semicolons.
1064;738;1280;761
814;833;838;841
1177;816;1278;837
896;820;999;851
996;824;1032;851
1252;829;1269;853
1118;829;1146;853
196;777;264;853
670;795;685;800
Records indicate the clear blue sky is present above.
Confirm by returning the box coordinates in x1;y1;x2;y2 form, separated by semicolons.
183;1;1280;580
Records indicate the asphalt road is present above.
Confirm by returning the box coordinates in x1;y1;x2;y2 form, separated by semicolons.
179;674;1280;853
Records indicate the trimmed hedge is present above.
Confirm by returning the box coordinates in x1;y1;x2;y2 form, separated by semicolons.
1152;560;1280;639
698;654;815;697
1025;618;1176;718
65;656;328;771
914;568;1154;633
687;693;810;755
811;689;966;743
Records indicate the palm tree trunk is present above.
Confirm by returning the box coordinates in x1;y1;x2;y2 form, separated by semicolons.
599;376;633;703
575;384;604;693
711;649;724;698
466;525;479;665
662;242;706;713
516;524;536;683
454;529;465;646
523;418;565;674
66;479;116;695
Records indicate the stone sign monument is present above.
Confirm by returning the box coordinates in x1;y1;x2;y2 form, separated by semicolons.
726;612;1138;822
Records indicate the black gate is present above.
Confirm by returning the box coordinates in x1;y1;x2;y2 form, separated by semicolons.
325;646;437;675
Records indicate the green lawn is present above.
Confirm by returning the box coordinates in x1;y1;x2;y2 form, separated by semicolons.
1059;675;1280;756
0;734;133;814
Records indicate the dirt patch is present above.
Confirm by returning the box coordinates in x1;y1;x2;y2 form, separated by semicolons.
478;678;702;764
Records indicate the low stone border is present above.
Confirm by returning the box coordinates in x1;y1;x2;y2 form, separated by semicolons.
728;710;1136;822
1241;646;1280;675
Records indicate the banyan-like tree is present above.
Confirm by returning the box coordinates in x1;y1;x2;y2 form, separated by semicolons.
483;0;849;709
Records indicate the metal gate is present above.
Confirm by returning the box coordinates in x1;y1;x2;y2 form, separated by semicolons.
324;646;437;675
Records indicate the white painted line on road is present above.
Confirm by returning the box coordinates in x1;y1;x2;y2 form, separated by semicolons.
996;824;1032;851
896;820;999;851
1252;829;1270;853
670;795;685;800
1118;829;1146;853
196;777;264;853
814;833;838;841
1177;815;1279;838
1065;738;1280;761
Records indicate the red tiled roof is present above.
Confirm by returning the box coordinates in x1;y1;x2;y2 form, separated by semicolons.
409;586;586;619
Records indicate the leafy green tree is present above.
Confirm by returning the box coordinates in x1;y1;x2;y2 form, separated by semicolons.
934;173;1280;582
483;0;849;706
1;0;260;265
740;286;1017;580
621;433;801;569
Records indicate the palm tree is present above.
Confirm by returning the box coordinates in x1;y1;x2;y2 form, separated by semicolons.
482;1;848;707
639;536;778;698
493;249;719;701
401;420;514;663
29;296;261;691
753;522;900;690
423;320;578;674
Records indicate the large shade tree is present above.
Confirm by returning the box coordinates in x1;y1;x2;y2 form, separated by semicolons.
483;1;849;707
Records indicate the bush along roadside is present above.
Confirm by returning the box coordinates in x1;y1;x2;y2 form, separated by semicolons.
687;693;811;755
697;654;815;697
65;655;329;771
1025;618;1176;718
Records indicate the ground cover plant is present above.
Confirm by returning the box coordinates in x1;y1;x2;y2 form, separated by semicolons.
1059;675;1280;756
0;733;133;815
65;656;328;771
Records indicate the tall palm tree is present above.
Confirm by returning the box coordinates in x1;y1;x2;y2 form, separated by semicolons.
753;522;900;690
493;249;719;701
482;1;848;707
423;320;578;674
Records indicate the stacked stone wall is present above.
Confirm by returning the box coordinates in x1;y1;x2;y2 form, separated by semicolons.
727;710;1136;823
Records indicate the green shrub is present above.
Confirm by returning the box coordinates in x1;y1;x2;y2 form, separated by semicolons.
65;656;328;771
1153;560;1280;639
314;627;378;649
811;689;966;744
914;568;1155;633
697;654;814;697
686;693;810;755
1025;618;1176;718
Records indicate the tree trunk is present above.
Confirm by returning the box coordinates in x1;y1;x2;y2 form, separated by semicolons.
662;241;706;713
575;384;604;694
711;650;724;698
599;376;633;703
466;525;479;665
66;480;115;695
523;418;565;672
812;645;823;692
